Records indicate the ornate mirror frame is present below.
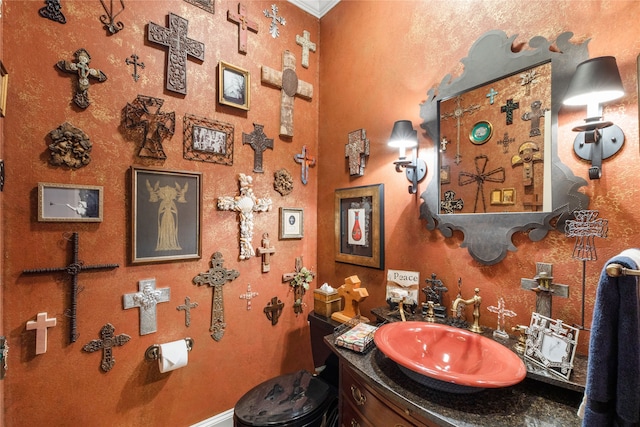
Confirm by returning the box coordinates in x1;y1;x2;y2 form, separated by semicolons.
419;31;590;265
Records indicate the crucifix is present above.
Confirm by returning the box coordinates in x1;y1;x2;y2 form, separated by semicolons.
262;50;313;137
487;297;516;340
296;29;316;68
500;98;520;125
99;0;125;34
263;4;286;38
22;232;119;343
522;100;548;137
239;284;259;310
511;141;543;187
520;262;569;318
123;278;171;335
218;174;272;260
345;129;370;177
227;2;258;54
497;132;516;153
193;252;240;341
124;54;144;82
294;145;316;185
39;0;66;24
26;312;57;355
123;95;175;159
56;48;107;109
82;323;131;372
243;123;273;173
440;96;480;165
486;88;499;104
459;155;505;213
177;296;198;327
264;296;284;325
147;13;205;95
440;190;464;214
256;232;276;273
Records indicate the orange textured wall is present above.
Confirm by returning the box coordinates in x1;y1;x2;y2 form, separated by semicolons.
2;1;318;426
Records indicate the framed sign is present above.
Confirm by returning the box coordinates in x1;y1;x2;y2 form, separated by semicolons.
183;114;234;165
334;184;384;269
279;207;303;239
38;182;103;222
131;167;202;264
218;61;250;110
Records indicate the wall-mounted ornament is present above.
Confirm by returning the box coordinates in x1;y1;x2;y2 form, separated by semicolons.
440;137;449;152
99;0;125;34
520;262;569;319
500;98;520;125
227;3;258;55
345;129;370;177
123;278;170;336
184;0;214;14
282;256;315;315
0;337;7;379
522;100;548;137
256;233;275;273
469;121;493;145
440;190;463;214
239;284;258;310
147;13;204;95
123;95;175;159
243;123;273;173
183;114;234;165
56;48;107;109
39;0;66;24
264;296;284;325
193;252;240;341
26;312;57;355
440;96;480;165
497;132;516;153
520;69;539;96
177;297;198;327
274;168;293;196
0;159;5;191
511;141;543;187
47;122;92;169
486;88;498;104
261;50;313;137
490;188;516;206
218;174;272;260
124;54;144;82
263;4;285;38
296;30;316;69
294;145;316;185
440;165;450;185
458;155;505;213
82;323;130;372
486;298;516;340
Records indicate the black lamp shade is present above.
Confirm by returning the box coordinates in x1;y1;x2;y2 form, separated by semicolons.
388;120;418;148
563;56;624;106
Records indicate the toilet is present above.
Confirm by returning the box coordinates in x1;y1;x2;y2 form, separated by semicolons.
233;312;340;427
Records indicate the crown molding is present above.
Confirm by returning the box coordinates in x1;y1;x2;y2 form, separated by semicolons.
287;0;340;18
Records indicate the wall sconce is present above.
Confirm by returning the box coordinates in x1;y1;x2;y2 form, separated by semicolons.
563;56;625;180
388;120;427;194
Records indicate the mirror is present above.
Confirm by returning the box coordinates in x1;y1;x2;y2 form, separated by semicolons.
419;31;590;265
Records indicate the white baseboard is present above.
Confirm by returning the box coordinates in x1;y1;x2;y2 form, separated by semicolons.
190;408;234;427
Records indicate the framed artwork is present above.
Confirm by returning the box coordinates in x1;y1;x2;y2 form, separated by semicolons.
184;0;214;14
0;61;7;117
279;207;303;239
219;61;250;110
334;184;384;269
131;166;202;264
183;114;234;165
490;188;516;205
38;182;103;222
440;165;450;184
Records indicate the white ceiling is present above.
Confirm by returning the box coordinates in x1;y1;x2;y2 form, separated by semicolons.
287;0;341;18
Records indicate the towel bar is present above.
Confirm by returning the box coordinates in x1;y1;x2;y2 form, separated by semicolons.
605;263;640;277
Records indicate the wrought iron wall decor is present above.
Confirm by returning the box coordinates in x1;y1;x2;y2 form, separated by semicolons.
183;114;234;165
99;0;125;34
47;122;92;169
124;95;175;159
39;0;66;24
56;48;107;109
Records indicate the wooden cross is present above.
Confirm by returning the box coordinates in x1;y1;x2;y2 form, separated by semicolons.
500;98;520;125
239;284;259;310
26;312;57;355
39;0;66;24
497;132;516;153
256;232;275;273
282;256;314;315
487;297;516;340
82;323;131;372
177;296;198;327
486;88;499;104
440;190;464;214
331;275;369;323
264;296;284;325
296;29;316;68
261;50;313;137
228;3;258;54
511;141;543;187
440;96;480;165
565;210;608;261
345;129;370;177
243;123;273;173
459;155;505;213
147;13;204;95
123;95;175;159
123;278;171;335
522;101;548;137
124;53;145;82
56;48;107;109
263;4;286;38
193;252;240;341
294;145;316;185
218;174;272;260
520;262;569;318
23;232;119;343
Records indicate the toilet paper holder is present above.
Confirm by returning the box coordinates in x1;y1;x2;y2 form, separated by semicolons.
145;338;194;362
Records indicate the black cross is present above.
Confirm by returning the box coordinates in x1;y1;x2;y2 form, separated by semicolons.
124;54;145;82
500;98;520;125
243;123;273;173
123;95;175;159
440;190;464;214
264;296;284;325
82;323;130;372
459;155;505;213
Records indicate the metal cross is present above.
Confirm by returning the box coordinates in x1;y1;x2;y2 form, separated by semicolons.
486;88;499;104
239;284;259;310
264;296;284;325
227;2;258;54
263;4;286;38
458;155;505;213
296;29;316;68
123;95;175;159
26;312;57;355
440;190;464;214
487;297;516;340
193;252;240;341
39;0;66;24
56;48;107;109
123;278;171;335
256;232;276;273
497;132;515;153
82;323;131;372
520;69;538;96
500;98;520;125
423;273;448;306
124;53;144;82
177;296;198;327
522;100;548;137
22;232;119;343
99;0;125;34
147;13;204;95
565;210;608;262
294;145;316;185
243;123;273;173
440;96;480;165
520;262;569;318
345;129;370;177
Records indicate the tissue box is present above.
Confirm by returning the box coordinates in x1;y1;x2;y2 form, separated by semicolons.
313;289;341;318
335;322;378;353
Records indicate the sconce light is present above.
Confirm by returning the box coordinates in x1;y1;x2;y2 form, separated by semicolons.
563;56;625;180
388;120;427;194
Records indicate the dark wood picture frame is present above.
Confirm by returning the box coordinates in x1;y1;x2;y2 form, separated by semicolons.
131;166;202;264
334;184;384;269
219;61;250;111
183;113;234;165
38;182;103;222
279;207;303;239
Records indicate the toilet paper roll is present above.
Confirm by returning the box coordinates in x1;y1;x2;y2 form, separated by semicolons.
158;340;189;373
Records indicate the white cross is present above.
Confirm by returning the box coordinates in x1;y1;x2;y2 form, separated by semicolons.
26;312;57;355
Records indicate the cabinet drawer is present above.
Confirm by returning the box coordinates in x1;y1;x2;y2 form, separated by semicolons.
340;394;372;427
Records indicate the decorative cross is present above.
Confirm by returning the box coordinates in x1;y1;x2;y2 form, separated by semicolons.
282;256;314;315
39;0;66;24
256;232;276;273
294;145;316;185
440;136;449;152
440;190;464;214
261;50;313;137
23;232;119;343
123;278;171;335
520;262;569;318
26;312;57;355
243;123;273;173
82;323;131;372
239;284;259;310
296;29;316;68
497;132;516;153
458;155;505;213
263;4;285;38
218;174;272;260
440;96;480;165
177;296;198;327
511;141;543;187
520;69;538;96
147;13;205;95
193;252;240;341
124;54;144;82
487;298;517;340
56;48;107;109
123;95;175;159
423;273;448;306
227;2;258;54
486;88;499;104
500;98;520;125
564;210;608;261
264;296;284;325
522;101;548;137
99;0;125;34
345;129;370;177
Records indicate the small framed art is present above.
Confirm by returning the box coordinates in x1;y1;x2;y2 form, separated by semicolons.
183;114;234;165
38;182;103;222
279;207;303;239
219;61;250;110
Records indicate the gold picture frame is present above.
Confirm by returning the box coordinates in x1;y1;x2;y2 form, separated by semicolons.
0;61;8;117
38;182;103;222
219;61;250;111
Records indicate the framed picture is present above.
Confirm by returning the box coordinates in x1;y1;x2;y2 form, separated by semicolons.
279;207;303;239
440;165;450;184
131;166;202;264
184;0;214;14
183;114;234;165
334;184;384;269
219;61;250;110
38;182;103;222
0;61;8;117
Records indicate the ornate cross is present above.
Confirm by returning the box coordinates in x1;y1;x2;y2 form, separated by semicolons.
239;284;259;310
487;297;517;340
227;2;258;54
520;69;538;96
256;232;276;273
282;256;314;315
511;141;543;187
423;273;448;306
497;132;516;153
82;323;131;372
522;100;548;137
23;232;119;343
296;29;316;68
243;123;273;173
440;96;480;165
39;0;66;24
500;98;520;125
263;4;285;38
264;296;284;325
177;296;198;327
124;53;144;82
123;95;175;159
486;88;499;104
218;174;272;260
440;190;464;214
26;312;57;355
56;48;107;109
294;145;316;185
520;262;569;318
147;13;205;95
99;0;125;34
459;155;505;213
193;252;240;341
261;50;313;137
123;278;171;335
564;210;608;262
440;137;449;152
345;129;370;177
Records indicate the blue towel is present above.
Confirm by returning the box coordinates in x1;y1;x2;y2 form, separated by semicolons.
583;252;640;427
